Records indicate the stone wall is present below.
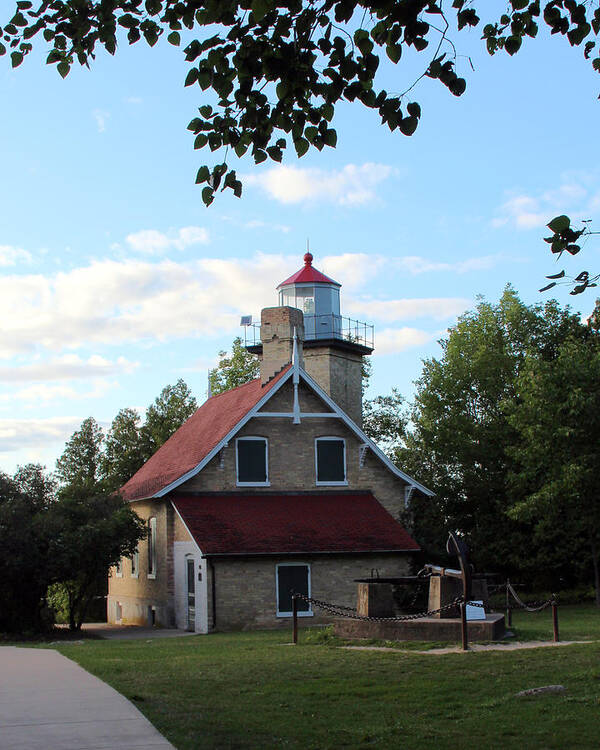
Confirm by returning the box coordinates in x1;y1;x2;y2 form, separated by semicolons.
107;498;176;627
210;553;412;631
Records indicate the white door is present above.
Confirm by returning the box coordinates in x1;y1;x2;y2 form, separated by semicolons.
174;542;208;633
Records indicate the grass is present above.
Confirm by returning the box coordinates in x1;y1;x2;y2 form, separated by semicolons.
47;604;600;750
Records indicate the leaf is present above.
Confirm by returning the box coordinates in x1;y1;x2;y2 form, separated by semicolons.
251;0;269;22
566;244;581;255
57;61;70;78
386;43;402;64
539;282;557;292
546;270;566;280
504;36;522;55
195;166;210;184
294;137;309;157
323;128;337;147
184;68;198;87
399;115;418;136
547;215;571;233
202;186;214;206
11;51;23;68
194;134;208;149
199;105;213;118
167;31;180;46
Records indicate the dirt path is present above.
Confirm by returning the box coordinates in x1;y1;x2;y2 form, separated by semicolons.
342;639;594;655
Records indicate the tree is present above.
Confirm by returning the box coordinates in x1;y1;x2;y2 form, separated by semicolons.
507;312;600;603
141;378;198;453
397;287;585;579
47;491;146;630
0;466;57;632
209;336;260;395
2;2;598;205
55;416;105;497
102;407;146;492
363;388;407;455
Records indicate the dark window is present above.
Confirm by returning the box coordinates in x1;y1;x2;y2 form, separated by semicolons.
237;438;268;484
277;564;310;615
316;438;345;483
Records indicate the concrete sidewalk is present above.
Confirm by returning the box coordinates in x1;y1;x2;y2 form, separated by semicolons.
0;647;175;749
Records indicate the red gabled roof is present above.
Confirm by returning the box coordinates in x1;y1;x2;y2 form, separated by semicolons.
172;493;420;555
277;252;341;288
121;366;291;502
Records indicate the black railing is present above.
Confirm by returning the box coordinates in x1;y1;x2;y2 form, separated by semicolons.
243;314;374;349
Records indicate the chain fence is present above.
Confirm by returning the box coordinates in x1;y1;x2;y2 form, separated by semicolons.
506;581;556;613
292;592;485;623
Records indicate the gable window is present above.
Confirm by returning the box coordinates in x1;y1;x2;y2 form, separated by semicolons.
236;437;269;486
315;437;346;485
148;517;157;579
276;564;312;617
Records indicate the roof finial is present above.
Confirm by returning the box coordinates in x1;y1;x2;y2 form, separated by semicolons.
304;246;313;267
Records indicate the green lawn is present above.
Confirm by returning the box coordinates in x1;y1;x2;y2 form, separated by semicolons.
52;604;600;750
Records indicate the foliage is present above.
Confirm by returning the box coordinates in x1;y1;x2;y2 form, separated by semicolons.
46;491;146;630
101;407;146;492
507;311;600;604
362;387;407;454
540;215;600;295
2;2;599;205
209;336;260;395
398;287;585;579
58;622;600;750
0;461;146;633
141;378;198;454
55;416;105;497
0;466;57;632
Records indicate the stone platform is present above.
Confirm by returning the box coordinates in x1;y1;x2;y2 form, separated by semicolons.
334;612;505;642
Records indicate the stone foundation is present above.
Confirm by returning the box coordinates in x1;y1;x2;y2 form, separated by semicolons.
334;612;506;642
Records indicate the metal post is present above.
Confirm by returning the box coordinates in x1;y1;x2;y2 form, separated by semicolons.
552;601;559;643
460;601;468;651
292;594;298;645
506;579;512;627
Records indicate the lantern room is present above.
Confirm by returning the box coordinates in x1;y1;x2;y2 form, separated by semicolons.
277;252;342;340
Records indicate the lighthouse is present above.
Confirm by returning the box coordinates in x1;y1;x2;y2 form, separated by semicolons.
247;252;374;426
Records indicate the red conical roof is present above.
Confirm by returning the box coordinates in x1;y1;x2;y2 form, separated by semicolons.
277;252;341;288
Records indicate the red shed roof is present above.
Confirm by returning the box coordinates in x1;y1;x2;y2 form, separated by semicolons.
277;252;341;288
172;492;420;555
121;366;291;502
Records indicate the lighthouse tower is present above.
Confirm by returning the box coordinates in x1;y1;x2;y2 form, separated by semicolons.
248;253;374;426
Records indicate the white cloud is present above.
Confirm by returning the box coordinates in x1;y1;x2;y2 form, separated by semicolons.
0;355;139;383
0;416;83;455
244;163;395;205
347;297;470;322
126;226;210;254
395;255;504;275
0;380;116;404
244;219;291;233
493;175;600;230
374;327;435;355
0;245;32;267
319;254;387;291
92;109;110;133
0;255;291;358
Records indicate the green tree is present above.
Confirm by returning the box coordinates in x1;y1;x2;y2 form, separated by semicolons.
209;337;260;395
3;3;598;206
141;378;198;453
399;287;584;577
508;313;600;603
363;388;407;455
102;407;146;492
55;417;105;497
46;491;146;630
0;466;57;632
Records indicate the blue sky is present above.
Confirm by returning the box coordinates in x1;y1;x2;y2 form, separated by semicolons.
1;16;599;473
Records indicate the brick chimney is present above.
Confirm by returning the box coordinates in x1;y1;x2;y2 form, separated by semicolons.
259;306;304;385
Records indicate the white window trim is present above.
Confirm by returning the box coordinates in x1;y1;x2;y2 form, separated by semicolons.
131;549;139;579
276;562;313;618
147;517;157;580
236;436;270;487
315;436;347;486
